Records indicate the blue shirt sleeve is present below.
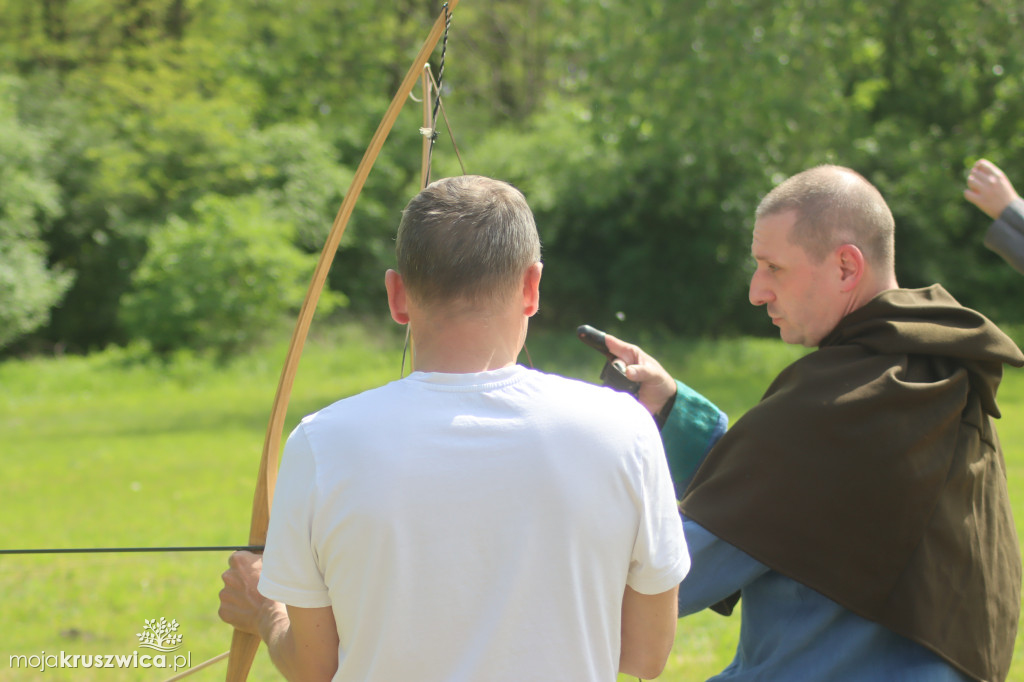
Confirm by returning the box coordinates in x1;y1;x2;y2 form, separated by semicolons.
660;381;766;615
678;518;770;616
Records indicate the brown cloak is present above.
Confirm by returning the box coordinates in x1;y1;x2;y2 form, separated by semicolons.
679;285;1024;682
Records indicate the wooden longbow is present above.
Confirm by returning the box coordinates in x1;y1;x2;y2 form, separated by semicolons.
224;3;460;680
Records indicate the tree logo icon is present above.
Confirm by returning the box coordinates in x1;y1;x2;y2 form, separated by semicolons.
136;617;184;652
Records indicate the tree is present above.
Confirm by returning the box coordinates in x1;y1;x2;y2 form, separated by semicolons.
4;0;1024;353
120;193;343;358
471;0;1024;334
0;75;72;351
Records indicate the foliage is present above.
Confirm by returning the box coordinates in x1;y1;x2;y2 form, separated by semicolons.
120;194;342;358
0;240;71;350
0;75;72;350
483;0;1024;334
1;0;1024;353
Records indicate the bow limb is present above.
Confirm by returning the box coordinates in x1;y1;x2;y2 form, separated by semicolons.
224;3;460;681
421;64;434;189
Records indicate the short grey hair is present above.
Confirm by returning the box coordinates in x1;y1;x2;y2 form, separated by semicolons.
396;175;541;309
756;165;895;269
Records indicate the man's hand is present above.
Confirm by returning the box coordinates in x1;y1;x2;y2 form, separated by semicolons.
219;551;283;638
603;333;677;417
218;551;339;681
965;159;1021;220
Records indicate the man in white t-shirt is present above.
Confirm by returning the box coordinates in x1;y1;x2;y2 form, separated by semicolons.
218;175;689;681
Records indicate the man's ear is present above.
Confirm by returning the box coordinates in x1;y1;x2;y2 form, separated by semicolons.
522;262;543;317
835;244;865;293
385;269;410;324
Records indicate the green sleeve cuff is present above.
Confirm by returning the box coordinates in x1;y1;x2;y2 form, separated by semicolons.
661;380;728;499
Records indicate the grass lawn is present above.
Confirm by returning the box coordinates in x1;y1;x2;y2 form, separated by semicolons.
0;321;1021;681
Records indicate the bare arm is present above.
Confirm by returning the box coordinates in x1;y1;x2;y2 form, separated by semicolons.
219;551;339;682
261;605;339;682
619;584;679;679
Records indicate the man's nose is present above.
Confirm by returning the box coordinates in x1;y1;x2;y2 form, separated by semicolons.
749;272;773;306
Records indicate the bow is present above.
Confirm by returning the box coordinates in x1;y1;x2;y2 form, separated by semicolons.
223;3;460;680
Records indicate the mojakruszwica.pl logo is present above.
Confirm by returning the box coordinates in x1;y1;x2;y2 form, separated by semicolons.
9;616;195;673
137;617;183;652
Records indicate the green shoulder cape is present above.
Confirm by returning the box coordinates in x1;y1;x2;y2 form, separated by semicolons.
680;285;1023;682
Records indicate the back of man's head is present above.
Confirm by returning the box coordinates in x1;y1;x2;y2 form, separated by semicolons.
396;176;541;311
756;165;895;274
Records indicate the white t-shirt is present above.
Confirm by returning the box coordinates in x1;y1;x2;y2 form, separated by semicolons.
259;365;688;682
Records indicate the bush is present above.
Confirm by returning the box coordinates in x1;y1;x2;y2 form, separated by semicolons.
0;75;72;351
0;240;73;350
120;193;344;358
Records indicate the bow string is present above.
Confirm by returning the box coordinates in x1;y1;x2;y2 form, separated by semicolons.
224;3;460;680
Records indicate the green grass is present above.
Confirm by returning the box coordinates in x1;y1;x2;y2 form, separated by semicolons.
0;322;1021;680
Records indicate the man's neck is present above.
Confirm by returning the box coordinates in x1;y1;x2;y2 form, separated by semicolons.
848;271;900;316
406;310;528;374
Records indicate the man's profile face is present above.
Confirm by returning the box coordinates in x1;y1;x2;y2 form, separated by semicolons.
748;210;844;347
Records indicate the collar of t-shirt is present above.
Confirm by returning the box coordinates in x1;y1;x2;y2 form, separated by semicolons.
405;364;528;391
